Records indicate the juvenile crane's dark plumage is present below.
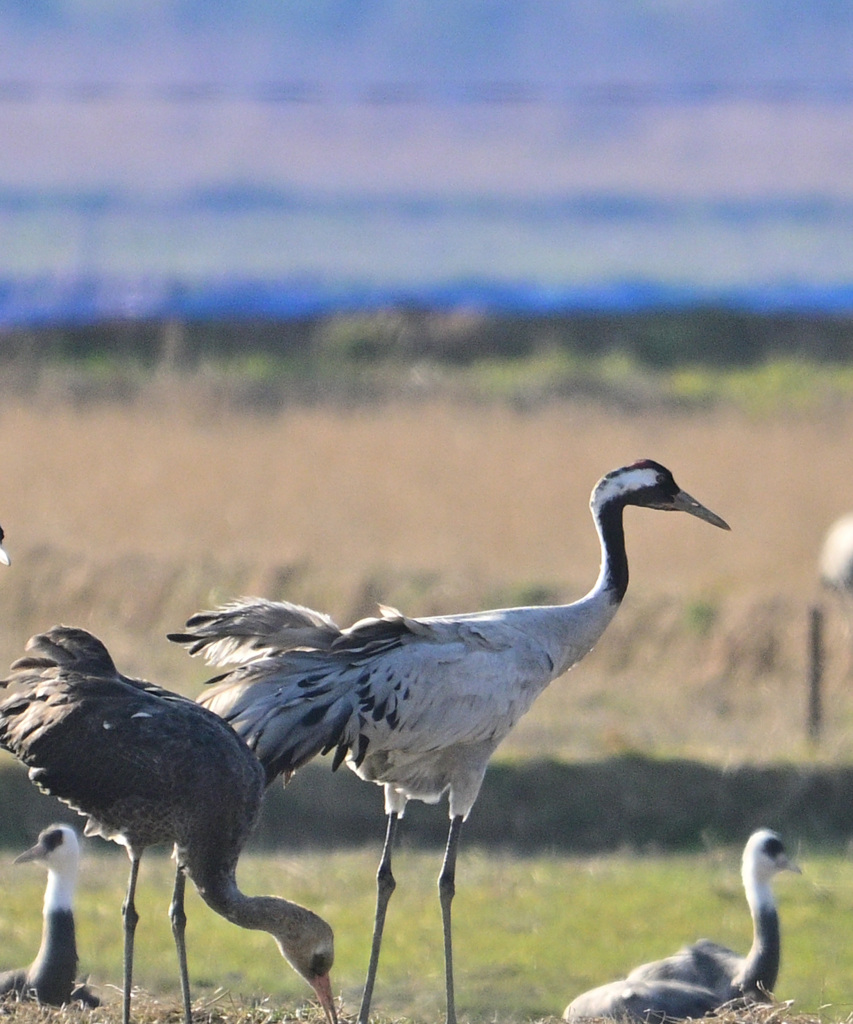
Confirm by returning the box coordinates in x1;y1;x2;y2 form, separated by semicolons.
171;459;730;1024
0;627;337;1024
0;824;98;1007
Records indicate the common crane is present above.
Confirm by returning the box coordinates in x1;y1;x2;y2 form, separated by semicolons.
0;627;337;1024
0;824;98;1007
563;829;800;1022
170;459;730;1024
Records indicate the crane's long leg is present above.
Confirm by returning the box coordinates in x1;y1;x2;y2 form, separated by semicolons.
121;854;141;1024
357;811;399;1024
169;866;193;1024
438;815;464;1024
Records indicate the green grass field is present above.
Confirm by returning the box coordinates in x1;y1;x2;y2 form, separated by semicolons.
0;843;849;1023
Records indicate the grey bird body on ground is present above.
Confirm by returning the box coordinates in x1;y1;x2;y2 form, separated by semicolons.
563;830;800;1022
0;627;337;1024
0;824;98;1007
171;460;729;1024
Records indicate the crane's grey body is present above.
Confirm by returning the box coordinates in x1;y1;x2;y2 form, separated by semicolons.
172;460;729;1024
0;824;98;1007
563;830;800;1022
0;627;337;1024
200;596;619;819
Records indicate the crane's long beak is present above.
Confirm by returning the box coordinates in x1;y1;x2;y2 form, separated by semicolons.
780;854;802;875
312;972;338;1024
14;837;48;865
671;489;731;530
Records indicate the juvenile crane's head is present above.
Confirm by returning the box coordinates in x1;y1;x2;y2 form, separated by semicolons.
742;828;801;892
272;903;338;1024
592;460;730;530
15;823;80;912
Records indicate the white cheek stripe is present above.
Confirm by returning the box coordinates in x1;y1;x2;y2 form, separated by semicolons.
596;466;659;503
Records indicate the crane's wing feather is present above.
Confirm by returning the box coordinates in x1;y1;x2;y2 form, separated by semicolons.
565;976;724;1022
622;939;739;997
168;597;341;665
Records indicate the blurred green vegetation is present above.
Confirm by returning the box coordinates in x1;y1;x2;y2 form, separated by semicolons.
5;310;853;413
5;754;853;858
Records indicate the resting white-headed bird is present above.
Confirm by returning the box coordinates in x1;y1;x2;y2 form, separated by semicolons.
170;459;729;1024
563;829;801;1022
0;824;98;1007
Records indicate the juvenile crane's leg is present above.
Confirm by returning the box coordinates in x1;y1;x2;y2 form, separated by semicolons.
438;815;464;1024
169;866;193;1024
357;812;399;1024
121;854;142;1024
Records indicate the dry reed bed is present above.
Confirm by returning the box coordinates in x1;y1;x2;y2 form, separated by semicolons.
1;393;852;762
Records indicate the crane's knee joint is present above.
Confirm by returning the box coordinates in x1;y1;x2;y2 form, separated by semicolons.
438;873;456;901
170;903;187;930
377;866;396;899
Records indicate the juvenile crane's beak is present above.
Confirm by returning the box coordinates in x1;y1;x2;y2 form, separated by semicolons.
671;489;731;531
311;972;339;1024
779;853;802;875
14;836;49;864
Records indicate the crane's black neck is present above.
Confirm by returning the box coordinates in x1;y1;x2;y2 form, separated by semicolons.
737;904;780;995
596;498;630;603
27;909;79;1005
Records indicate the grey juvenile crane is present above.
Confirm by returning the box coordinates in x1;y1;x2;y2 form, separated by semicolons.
0;627;337;1024
169;459;730;1024
563;829;800;1022
0;824;99;1007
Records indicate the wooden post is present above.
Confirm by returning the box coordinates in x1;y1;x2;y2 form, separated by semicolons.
808;604;824;743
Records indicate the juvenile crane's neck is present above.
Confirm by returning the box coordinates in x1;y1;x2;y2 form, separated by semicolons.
29;911;79;999
202;875;317;941
736;878;781;994
28;867;80;1003
190;868;335;1023
44;864;76;914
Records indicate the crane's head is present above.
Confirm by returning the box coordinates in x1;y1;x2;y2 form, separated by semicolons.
593;460;730;530
273;905;338;1024
0;523;9;566
742;828;801;887
15;823;79;873
15;824;81;913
